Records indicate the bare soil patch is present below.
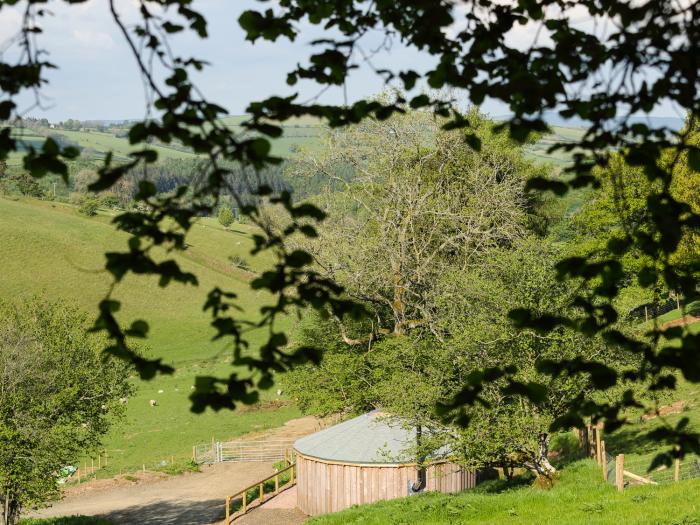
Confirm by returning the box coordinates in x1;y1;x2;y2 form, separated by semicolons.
30;415;322;524
641;400;688;421
660;315;700;330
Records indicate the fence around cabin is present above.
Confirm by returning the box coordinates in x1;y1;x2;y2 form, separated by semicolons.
581;424;700;491
193;438;296;464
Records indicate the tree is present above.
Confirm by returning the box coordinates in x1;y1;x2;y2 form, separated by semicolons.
436;240;636;480
77;195;99;217
289;106;542;344
217;206;235;228
8;173;42;198
284;239;632;481
0;298;132;525
281;110;600;480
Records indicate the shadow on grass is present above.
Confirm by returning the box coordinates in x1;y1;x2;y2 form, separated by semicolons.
684;300;700;317
473;472;534;494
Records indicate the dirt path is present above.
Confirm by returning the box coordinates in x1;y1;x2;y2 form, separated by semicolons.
32;462;275;525
31;416;322;524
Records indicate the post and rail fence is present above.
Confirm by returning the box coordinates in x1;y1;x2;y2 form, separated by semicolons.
580;423;700;491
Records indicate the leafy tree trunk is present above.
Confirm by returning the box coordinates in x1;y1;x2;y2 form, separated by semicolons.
411;425;427;493
523;433;557;481
1;491;20;525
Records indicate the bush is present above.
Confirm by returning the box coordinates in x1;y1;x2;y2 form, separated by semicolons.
218;205;235;228
155;459;201;476
98;192;120;209
229;255;251;271
77;196;99;217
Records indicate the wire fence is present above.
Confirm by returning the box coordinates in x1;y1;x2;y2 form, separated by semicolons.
581;424;700;490
627;294;699;322
194;438;296;464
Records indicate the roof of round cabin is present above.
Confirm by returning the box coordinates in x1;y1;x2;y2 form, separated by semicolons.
293;410;419;464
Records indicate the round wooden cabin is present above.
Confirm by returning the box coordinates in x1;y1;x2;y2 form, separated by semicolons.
294;411;475;516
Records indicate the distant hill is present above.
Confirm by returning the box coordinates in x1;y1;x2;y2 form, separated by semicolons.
11;113;594;171
494;111;686;131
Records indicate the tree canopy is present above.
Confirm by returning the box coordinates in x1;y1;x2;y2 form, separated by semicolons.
0;298;132;525
1;0;700;463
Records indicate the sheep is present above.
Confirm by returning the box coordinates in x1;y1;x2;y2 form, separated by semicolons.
149;399;158;407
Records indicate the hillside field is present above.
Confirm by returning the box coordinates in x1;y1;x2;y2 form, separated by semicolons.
0;196;301;472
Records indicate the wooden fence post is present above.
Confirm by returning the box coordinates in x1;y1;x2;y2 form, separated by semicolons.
259;482;264;502
275;473;279;494
192;446;196;462
601;441;607;481
675;457;681;482
595;425;602;465
242;491;247;513
225;495;230;524
616;454;624;491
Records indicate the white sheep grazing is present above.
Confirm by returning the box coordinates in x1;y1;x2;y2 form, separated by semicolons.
119;397;128;405
276;389;283;396
149;399;158;407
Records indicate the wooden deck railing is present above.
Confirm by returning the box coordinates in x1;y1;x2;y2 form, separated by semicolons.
224;461;296;523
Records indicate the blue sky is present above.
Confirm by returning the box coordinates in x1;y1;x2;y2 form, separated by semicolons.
0;0;685;122
2;0;445;121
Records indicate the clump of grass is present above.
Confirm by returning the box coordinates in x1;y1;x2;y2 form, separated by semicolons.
229;254;251;271
155;459;201;476
21;517;112;525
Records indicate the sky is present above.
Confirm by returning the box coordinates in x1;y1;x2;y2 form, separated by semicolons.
0;0;687;122
0;0;445;122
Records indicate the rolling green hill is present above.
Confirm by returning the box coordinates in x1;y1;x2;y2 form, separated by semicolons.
9;117;580;168
0;196;300;472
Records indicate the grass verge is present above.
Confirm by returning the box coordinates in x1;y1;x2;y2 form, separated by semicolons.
309;461;700;525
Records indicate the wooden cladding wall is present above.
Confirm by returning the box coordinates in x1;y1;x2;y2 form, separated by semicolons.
295;452;476;516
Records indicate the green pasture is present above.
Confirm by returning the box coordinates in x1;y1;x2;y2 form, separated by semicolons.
221;114;324;157
49;129;195;161
0;197;300;472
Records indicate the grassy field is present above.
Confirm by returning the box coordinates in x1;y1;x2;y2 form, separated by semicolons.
309;461;700;525
9;116;325;166
0;196;301;472
221;115;324;158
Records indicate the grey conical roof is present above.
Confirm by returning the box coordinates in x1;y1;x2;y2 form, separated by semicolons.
294;411;418;464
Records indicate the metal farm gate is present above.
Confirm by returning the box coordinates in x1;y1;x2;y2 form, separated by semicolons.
193;438;295;464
